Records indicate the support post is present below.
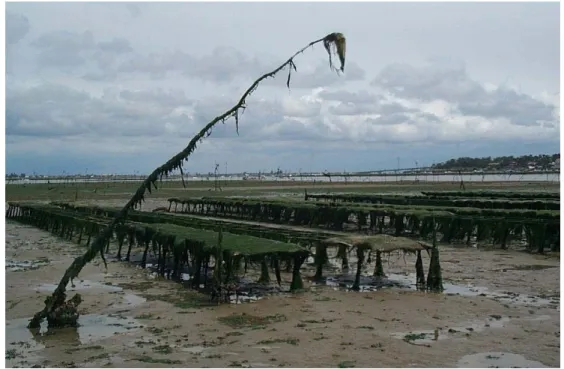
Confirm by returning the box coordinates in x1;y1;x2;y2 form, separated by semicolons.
290;252;308;292
258;256;270;284
314;243;328;280
426;218;444;292
338;245;349;271
373;250;386;277
273;255;282;286
351;246;366;291
415;250;425;290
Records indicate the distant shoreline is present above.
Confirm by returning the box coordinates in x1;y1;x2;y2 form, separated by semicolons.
5;174;560;186
5;169;561;182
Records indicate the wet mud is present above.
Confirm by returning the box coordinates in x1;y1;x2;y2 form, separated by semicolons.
5;218;560;368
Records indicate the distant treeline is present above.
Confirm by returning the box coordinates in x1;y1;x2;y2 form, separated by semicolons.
432;153;560;171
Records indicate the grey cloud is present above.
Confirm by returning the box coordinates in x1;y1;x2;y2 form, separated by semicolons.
82;70;118;81
372;62;558;126
6;11;30;44
366;113;409;126
31;30;133;72
117;46;267;83
272;118;331;141
6;83;194;138
372;63;483;102
120;88;193;107
416;112;441;123
6;84;92;137
458;88;556;126
125;3;142;17
379;102;415;115
116;50;187;78
276;62;366;89
187;47;265;83
32;30;95;68
94;38;133;69
97;38;133;53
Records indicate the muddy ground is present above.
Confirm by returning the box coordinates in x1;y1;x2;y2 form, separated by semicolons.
5;210;560;368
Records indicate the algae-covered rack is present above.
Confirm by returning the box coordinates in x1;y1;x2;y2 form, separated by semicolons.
320;234;440;292
6;202;311;294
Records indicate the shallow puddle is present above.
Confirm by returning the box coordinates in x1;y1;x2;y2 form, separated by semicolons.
391;315;511;344
37;280;122;293
441;282;560;308
6;258;50;272
120;293;147;307
312;273;410;292
6;314;143;367
457;352;548;368
313;272;560;308
36;279;146;309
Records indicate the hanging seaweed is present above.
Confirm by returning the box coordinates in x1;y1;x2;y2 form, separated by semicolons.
323;32;347;72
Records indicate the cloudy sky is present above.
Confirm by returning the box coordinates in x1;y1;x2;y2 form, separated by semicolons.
5;2;560;175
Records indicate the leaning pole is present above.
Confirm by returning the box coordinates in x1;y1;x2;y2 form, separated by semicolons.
28;32;348;329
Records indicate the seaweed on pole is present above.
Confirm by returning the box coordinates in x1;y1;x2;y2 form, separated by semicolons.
28;33;347;329
426;218;444;292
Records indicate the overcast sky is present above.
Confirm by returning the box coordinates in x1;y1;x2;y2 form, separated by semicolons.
5;2;560;175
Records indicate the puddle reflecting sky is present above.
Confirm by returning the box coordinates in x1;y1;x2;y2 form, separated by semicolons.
36;280;123;293
457;352;548;368
312;272;560;309
6;259;50;272
391;315;511;344
6;314;143;367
